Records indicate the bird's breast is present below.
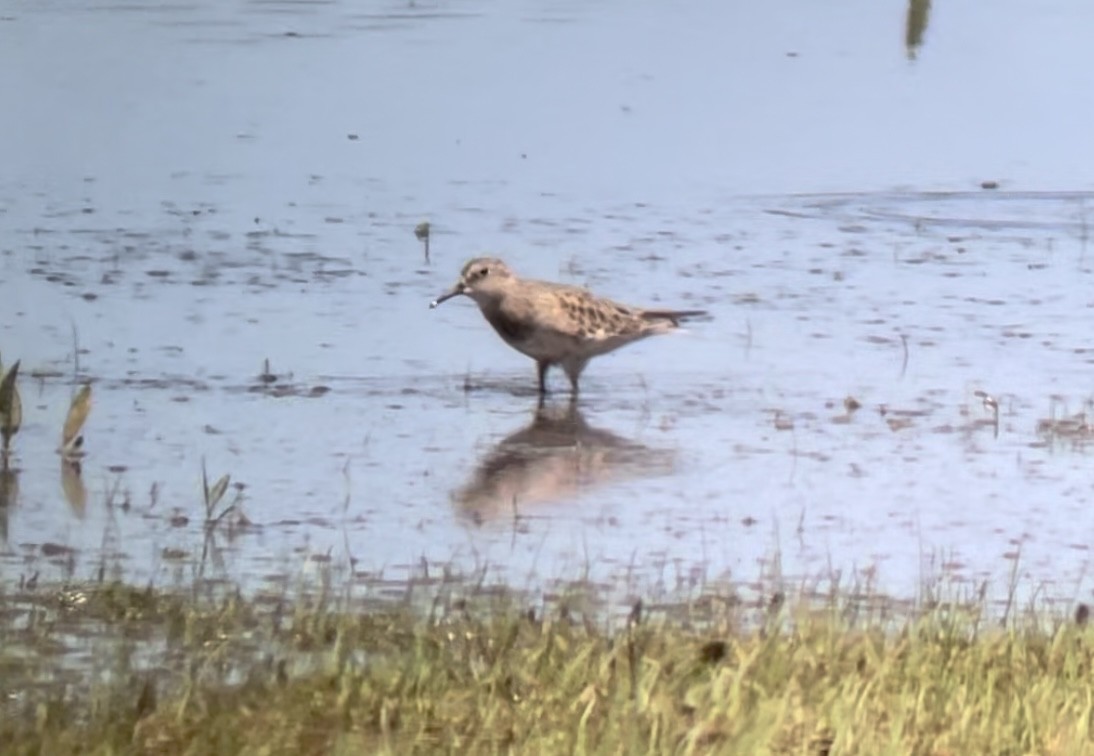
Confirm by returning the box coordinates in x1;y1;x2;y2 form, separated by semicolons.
479;303;584;361
481;306;536;346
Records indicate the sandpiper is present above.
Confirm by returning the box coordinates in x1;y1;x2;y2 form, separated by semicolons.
430;257;707;394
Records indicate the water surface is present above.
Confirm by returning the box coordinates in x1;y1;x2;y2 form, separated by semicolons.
3;0;1094;611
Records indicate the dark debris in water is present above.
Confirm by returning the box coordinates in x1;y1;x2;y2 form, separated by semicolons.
248;383;331;398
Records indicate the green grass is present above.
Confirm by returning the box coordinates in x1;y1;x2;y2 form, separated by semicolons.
2;580;1093;754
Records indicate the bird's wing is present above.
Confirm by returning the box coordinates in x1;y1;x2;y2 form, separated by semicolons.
526;284;650;341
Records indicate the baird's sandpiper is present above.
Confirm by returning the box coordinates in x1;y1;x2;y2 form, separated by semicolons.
430;257;707;394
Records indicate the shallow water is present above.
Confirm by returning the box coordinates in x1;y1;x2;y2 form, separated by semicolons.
3;0;1094;610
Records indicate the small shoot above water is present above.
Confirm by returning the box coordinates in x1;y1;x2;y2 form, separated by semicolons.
973;389;1000;438
61;384;92;460
0;357;22;459
415;220;431;262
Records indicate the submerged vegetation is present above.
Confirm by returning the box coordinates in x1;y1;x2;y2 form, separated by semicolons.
2;576;1093;754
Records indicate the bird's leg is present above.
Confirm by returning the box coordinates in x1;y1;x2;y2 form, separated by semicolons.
536;360;550;395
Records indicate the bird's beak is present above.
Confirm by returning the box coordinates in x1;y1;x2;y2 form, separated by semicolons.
430;283;464;309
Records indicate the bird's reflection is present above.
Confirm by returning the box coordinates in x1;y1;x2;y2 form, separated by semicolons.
453;398;677;524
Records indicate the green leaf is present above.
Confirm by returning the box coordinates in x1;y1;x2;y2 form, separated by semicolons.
62;383;92;455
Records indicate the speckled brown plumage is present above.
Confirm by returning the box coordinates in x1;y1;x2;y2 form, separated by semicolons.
431;257;707;394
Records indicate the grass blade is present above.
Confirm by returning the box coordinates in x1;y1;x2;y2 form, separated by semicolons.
207;474;230;512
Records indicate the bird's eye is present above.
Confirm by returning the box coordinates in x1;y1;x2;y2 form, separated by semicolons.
478;267;489;277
